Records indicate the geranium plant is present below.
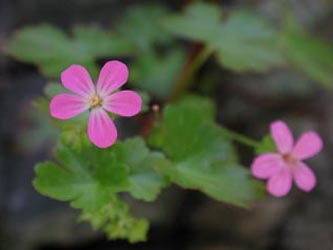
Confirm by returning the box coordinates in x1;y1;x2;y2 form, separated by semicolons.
4;1;329;243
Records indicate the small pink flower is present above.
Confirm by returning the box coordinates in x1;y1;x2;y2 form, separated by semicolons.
251;120;323;197
50;60;142;148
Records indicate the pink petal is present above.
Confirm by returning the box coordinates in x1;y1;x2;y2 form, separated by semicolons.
293;162;316;192
88;108;117;148
50;94;88;119
61;65;95;97
270;120;294;154
267;168;292;197
292;132;323;160
97;60;129;97
103;90;142;117
251;153;283;179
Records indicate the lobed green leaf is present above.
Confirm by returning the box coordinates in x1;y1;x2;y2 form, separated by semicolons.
33;137;166;241
150;96;264;207
6;24;136;78
164;3;284;72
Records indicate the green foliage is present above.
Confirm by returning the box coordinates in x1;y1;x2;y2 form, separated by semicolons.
279;23;333;86
6;25;135;78
164;2;284;72
12;2;332;243
213;11;284;72
115;5;186;99
79;196;149;243
163;2;222;43
33;137;166;242
19;107;59;152
150;96;264;207
130;49;186;99
116;5;173;52
255;135;276;155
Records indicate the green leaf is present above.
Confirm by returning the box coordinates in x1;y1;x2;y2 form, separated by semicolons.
44;82;69;98
130;49;186;99
116;5;173;52
131;89;150;113
163;2;222;43
33;137;166;241
279;24;333;86
34;143;129;211
255;134;276;155
213;11;284;72
164;3;284;72
6;24;135;78
6;24;71;63
153;157;264;207
150;96;264;207
73;25;136;57
120;138;168;201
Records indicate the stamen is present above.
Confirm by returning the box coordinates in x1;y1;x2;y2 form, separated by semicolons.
89;95;102;108
282;154;297;165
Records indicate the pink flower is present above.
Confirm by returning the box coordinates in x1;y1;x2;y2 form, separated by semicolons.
251;120;323;197
50;60;142;148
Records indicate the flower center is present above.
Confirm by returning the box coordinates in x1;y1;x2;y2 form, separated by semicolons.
88;95;102;108
282;153;297;165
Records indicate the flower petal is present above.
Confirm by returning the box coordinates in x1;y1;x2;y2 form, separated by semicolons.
103;90;142;117
293;162;316;192
97;60;129;96
61;65;95;97
50;94;88;119
292;132;323;160
88;108;117;148
270;120;294;154
267;168;292;197
251;153;283;179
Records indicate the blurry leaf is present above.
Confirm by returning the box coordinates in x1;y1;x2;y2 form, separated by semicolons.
116;5;173;51
150;96;264;207
6;24;71;62
44;82;69;98
213;11;284;72
255;134;276;155
33;95;89;133
163;2;222;43
6;24;135;78
279;24;333;86
34;137;166;241
135;90;150;113
73;25;136;57
164;3;283;72
130;49;186;99
20;107;59;152
33;97;51;116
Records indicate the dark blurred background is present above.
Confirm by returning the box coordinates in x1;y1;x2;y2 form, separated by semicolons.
0;0;333;249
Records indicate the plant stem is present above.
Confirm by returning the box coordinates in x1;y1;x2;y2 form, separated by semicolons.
221;127;260;148
170;46;214;101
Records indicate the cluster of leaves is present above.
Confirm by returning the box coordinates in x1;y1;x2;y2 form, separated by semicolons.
5;1;332;243
6;3;333;96
34;137;167;242
163;2;333;85
33;95;264;241
5;5;186;99
5;25;135;78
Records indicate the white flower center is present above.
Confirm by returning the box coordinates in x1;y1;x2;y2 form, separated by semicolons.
88;94;102;108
